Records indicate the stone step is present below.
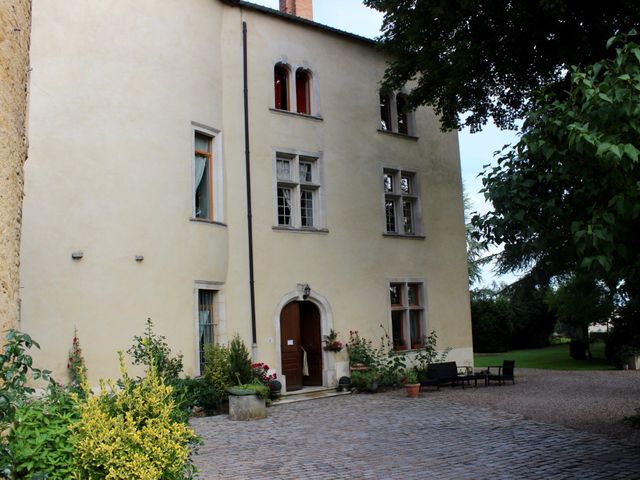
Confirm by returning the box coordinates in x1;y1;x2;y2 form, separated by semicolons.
272;389;351;406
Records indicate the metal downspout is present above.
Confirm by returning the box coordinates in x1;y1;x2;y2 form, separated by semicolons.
242;21;258;360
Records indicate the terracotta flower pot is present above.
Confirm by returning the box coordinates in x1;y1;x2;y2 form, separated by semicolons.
405;383;421;398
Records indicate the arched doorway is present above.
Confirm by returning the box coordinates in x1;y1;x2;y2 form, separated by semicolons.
280;300;323;391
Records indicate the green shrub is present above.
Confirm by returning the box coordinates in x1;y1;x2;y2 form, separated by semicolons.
228;334;252;385
0;330;51;423
127;318;184;382
203;343;231;399
172;377;225;416
1;383;79;479
346;331;375;366
71;353;199;479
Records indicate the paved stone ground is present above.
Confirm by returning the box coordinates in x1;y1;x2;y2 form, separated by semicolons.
191;390;640;479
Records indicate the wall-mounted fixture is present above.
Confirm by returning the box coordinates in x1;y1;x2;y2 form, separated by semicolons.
135;255;144;262
302;284;311;300
71;251;83;260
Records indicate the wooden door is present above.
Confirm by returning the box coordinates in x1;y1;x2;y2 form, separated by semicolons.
280;302;302;391
300;301;323;386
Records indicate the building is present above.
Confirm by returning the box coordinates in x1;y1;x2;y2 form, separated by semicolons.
20;0;472;390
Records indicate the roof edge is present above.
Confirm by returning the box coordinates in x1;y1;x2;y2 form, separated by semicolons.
221;0;378;46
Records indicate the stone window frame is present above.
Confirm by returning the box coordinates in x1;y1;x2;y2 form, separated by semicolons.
387;279;427;352
381;165;424;237
190;122;225;225
272;149;327;233
378;90;416;137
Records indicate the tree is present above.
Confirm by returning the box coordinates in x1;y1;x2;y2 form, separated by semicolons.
363;0;640;131
463;186;488;286
545;274;614;359
472;33;640;323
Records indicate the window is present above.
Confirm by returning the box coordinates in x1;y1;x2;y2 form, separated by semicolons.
274;152;323;229
383;168;421;235
380;93;391;131
378;91;414;135
198;289;215;373
296;68;311;114
194;132;213;220
274;63;290;111
396;94;409;135
389;282;425;351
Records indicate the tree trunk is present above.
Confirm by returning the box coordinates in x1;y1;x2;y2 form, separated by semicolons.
0;0;31;331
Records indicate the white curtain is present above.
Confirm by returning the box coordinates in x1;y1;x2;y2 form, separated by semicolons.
199;310;211;343
194;156;206;191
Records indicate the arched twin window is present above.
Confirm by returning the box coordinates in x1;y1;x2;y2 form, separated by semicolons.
274;63;313;115
379;91;413;135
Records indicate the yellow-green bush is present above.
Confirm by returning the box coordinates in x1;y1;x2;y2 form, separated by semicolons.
70;353;199;479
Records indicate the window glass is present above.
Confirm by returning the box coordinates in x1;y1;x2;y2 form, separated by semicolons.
384;173;394;193
385;200;396;233
299;162;313;182
397;94;409;134
380;93;392;131
410;310;422;346
194;133;212;220
392;310;405;350
198;290;215;373
389;283;402;305
277;159;291;180
408;284;420;306
401;175;411;194
300;189;314;227
277;187;292;225
403;200;414;234
274;64;289;110
296;69;311;114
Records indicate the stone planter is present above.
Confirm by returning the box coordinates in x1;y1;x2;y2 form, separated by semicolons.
228;393;267;421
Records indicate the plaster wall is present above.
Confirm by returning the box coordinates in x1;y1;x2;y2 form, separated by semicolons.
22;0;228;381
21;0;472;383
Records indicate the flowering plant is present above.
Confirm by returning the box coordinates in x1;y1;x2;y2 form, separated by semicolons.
251;362;277;387
68;328;87;387
323;329;344;352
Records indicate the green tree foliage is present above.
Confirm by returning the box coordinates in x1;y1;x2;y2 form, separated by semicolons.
546;275;613;342
470;288;513;353
506;275;558;349
363;0;640;131
228;334;252;385
464;186;488;286
473;33;640;321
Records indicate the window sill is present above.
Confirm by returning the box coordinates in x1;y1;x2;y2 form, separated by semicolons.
190;218;227;228
273;226;329;234
377;129;419;141
382;233;425;240
270;108;324;122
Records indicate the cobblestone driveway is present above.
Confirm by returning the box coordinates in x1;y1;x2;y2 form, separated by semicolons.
192;391;640;479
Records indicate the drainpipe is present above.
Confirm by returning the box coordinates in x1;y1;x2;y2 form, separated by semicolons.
242;21;258;361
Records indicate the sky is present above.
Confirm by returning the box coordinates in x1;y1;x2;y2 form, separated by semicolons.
251;0;521;287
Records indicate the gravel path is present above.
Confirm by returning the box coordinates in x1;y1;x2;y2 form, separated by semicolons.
436;368;640;446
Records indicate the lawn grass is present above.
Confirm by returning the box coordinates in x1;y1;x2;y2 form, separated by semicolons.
474;341;614;371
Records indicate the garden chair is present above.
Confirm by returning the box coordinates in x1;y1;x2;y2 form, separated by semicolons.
487;360;515;386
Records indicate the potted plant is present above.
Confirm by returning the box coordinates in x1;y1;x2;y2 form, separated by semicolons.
347;331;374;370
323;329;344;352
404;369;420;398
337;376;351;392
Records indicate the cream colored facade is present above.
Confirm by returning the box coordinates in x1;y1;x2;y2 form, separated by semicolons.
21;0;472;386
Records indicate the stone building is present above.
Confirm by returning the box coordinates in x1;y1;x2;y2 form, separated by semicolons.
20;0;473;389
0;0;31;331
